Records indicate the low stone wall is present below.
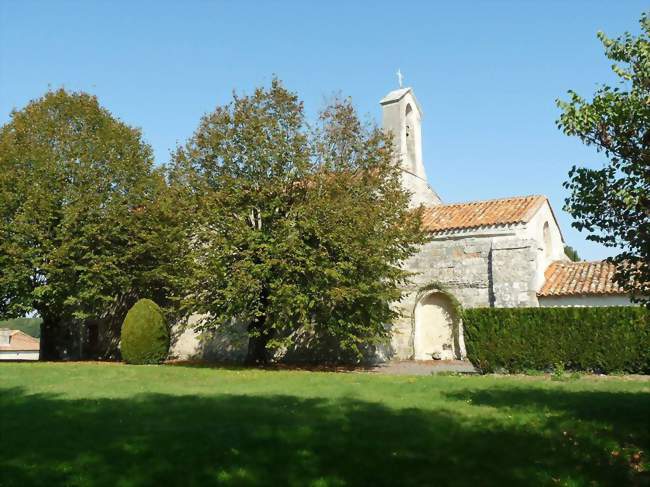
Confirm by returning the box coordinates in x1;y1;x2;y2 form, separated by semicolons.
169;316;390;365
169;315;248;362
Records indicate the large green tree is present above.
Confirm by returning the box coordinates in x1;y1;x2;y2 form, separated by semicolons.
557;12;650;303
170;80;426;364
0;89;189;359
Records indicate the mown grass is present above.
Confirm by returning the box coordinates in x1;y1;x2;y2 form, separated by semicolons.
0;363;648;486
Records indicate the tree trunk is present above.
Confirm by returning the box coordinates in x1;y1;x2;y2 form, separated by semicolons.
245;289;272;365
39;313;80;361
39;315;64;361
246;313;275;365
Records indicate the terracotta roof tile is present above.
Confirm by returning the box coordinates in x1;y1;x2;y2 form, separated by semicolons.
538;261;626;297
0;330;40;352
421;195;546;233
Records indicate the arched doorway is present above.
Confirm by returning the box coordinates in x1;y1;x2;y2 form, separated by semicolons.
414;292;457;360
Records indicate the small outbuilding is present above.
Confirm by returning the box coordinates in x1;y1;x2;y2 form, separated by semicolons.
0;329;40;361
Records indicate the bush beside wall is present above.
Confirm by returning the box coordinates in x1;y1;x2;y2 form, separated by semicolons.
463;306;650;374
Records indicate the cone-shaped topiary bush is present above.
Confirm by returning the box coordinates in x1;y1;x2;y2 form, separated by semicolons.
121;298;170;364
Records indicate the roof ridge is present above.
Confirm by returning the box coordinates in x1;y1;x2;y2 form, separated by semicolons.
430;194;546;209
8;329;39;340
420;194;548;233
551;260;614;266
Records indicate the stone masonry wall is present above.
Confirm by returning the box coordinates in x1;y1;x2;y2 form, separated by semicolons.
391;238;492;359
391;235;540;359
490;238;540;307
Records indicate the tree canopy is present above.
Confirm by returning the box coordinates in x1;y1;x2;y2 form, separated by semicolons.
563;245;581;262
170;80;426;363
556;12;650;303
0;89;190;358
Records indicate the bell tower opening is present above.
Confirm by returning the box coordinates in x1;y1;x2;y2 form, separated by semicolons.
405;103;417;173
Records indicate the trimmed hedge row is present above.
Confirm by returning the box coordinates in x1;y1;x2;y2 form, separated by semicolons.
463;306;650;374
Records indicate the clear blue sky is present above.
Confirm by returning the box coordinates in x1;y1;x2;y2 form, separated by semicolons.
1;1;646;260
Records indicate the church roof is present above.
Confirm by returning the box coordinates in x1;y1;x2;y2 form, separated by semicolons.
380;87;411;104
379;87;423;114
538;261;626;297
420;195;547;233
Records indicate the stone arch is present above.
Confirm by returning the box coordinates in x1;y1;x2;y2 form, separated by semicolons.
411;284;464;361
404;103;417;172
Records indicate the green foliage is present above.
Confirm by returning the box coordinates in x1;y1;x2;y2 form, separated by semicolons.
464;307;650;374
556;12;650;303
523;369;545;377
0;89;192;358
0;317;42;338
563;245;580;262
170;79;426;363
120;299;169;364
551;363;566;381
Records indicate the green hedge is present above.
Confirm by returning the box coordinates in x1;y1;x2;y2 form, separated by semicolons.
120;299;170;364
463;306;650;374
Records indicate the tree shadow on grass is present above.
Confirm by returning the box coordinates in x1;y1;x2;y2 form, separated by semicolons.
444;386;650;484
444;386;649;443
1;387;647;487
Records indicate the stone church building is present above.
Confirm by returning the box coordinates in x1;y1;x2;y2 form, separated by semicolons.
171;86;630;362
382;86;630;362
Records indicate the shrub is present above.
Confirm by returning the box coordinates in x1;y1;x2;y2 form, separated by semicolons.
463;307;650;374
120;299;169;364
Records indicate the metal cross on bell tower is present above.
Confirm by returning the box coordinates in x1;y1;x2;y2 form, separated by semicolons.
396;68;404;88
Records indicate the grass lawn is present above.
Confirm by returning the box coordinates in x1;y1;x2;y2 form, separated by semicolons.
0;363;648;486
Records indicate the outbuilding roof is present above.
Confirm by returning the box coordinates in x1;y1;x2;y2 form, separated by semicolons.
420;195;547;233
538;261;626;297
0;330;40;352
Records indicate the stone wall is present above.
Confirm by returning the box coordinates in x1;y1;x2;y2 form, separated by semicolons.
490;238;540;307
169;316;388;364
401;237;494;307
401;171;442;207
169;315;249;362
391;238;490;359
391;234;541;359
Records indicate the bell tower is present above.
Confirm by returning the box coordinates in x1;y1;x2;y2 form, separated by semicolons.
380;86;440;207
